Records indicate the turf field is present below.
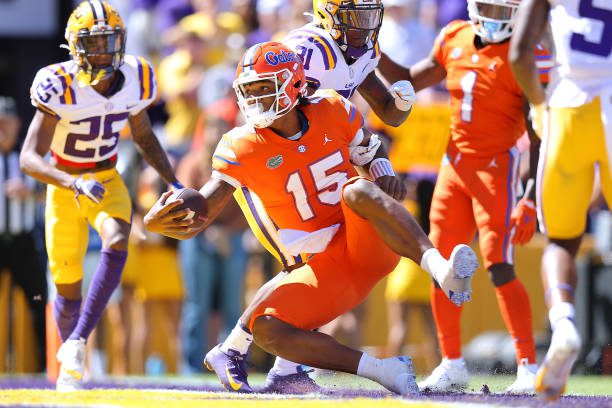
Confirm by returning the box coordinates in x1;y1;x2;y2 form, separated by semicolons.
0;373;610;407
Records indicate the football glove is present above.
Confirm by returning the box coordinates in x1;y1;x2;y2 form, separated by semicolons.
510;197;537;245
389;80;416;112
72;176;105;204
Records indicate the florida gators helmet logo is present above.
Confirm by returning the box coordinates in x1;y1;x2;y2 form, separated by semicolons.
264;50;298;66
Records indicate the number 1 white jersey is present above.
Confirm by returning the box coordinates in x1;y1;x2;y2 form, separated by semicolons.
547;0;612;107
30;55;157;166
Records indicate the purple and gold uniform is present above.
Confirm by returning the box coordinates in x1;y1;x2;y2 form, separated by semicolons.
30;55;157;284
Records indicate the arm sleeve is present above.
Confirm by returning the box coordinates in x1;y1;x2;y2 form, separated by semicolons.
432;24;451;66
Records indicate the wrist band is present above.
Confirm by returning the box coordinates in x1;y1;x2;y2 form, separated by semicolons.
171;181;185;190
369;158;395;179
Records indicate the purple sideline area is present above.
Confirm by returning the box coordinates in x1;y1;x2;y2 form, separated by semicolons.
0;377;609;407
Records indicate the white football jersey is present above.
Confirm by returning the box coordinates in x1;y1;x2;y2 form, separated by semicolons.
284;23;381;99
30;55;157;165
547;0;612;107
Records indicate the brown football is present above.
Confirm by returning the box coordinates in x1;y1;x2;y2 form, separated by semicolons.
167;188;208;223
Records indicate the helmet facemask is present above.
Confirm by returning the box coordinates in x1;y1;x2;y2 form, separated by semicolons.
234;69;298;129
334;1;384;59
66;26;125;86
468;0;519;43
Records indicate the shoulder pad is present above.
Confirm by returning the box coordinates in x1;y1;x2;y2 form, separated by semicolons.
123;54;158;102
309;90;356;118
437;20;470;44
30;63;77;116
285;27;339;72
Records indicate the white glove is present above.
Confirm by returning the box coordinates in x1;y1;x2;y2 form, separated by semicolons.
389;80;416;112
349;133;381;166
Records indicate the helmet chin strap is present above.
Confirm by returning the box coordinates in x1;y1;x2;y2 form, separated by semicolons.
243;101;277;128
344;44;369;59
340;31;372;60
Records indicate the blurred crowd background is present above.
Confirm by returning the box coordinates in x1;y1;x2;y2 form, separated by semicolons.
1;0;610;380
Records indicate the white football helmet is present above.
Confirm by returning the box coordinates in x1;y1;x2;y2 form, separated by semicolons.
467;0;520;43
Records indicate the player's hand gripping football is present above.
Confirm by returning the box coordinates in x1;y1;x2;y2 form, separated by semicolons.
389;80;416;112
72;175;105;204
375;175;407;201
143;190;197;237
510;179;537;245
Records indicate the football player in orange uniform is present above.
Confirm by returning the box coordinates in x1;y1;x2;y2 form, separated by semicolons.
378;0;552;394
145;41;478;395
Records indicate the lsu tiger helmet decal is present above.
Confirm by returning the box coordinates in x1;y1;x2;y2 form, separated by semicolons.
233;42;307;129
467;0;521;43
63;0;126;86
313;0;383;59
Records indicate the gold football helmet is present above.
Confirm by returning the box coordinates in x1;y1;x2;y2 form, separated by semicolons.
64;0;126;86
312;0;383;59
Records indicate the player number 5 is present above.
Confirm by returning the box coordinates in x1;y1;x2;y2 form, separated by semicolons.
570;0;612;57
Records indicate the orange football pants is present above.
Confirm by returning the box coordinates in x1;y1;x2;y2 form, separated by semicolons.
429;148;520;268
249;180;400;331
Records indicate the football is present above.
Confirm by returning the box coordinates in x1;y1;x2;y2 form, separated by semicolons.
166;187;208;223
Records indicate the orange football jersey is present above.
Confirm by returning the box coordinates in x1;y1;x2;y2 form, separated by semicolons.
212;91;363;232
434;21;551;156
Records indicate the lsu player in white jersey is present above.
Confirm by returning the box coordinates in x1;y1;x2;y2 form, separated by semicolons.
20;0;181;391
510;0;612;401
204;0;421;394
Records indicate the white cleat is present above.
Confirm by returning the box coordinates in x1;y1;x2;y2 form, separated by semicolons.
383;356;420;396
56;338;86;392
535;319;581;401
418;358;469;392
505;358;537;394
436;245;478;306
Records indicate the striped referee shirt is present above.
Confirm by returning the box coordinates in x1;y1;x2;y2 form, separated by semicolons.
0;151;37;235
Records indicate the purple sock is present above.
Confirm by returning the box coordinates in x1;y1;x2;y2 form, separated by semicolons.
69;248;127;341
54;295;82;342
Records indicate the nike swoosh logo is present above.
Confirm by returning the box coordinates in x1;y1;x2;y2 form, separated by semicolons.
64;368;83;380
225;367;243;391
